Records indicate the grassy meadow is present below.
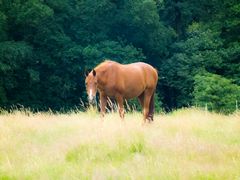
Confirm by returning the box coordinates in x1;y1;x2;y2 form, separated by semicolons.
0;108;240;179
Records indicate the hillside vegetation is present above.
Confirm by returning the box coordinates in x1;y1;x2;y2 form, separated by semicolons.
0;108;239;179
0;0;239;112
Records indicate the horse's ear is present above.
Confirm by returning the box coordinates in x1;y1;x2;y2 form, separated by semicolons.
92;69;96;76
85;69;91;77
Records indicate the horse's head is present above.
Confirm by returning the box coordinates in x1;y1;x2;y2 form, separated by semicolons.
85;69;97;104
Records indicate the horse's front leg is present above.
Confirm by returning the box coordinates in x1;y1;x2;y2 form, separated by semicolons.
100;93;107;120
116;95;125;121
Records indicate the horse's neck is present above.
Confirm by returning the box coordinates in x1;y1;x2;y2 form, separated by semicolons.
96;66;109;87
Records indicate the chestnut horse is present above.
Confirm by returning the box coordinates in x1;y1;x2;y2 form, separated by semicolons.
85;60;158;123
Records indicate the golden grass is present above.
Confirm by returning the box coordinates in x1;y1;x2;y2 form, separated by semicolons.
0;108;240;179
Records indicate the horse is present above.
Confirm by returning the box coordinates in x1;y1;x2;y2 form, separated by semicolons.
85;60;158;124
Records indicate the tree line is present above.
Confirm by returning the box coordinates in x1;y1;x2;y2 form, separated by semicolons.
0;0;239;113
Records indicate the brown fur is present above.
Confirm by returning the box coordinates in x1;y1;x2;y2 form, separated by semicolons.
85;60;158;123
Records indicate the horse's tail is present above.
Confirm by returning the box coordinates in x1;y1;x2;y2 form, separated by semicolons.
149;91;155;121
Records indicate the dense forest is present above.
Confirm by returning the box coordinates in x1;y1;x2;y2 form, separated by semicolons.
0;0;239;113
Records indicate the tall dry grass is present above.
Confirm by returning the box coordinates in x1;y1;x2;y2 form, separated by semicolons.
0;108;239;179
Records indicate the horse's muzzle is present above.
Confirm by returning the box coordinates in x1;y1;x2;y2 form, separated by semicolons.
88;96;97;105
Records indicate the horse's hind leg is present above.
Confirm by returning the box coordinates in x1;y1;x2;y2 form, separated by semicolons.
142;89;154;124
116;95;125;121
148;92;155;121
138;92;144;108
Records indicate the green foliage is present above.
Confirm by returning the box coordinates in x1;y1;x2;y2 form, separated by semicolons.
0;0;239;113
113;0;175;58
83;40;146;68
161;23;224;108
15;0;53;27
154;92;164;112
194;73;240;114
219;42;240;85
0;12;7;41
0;41;33;105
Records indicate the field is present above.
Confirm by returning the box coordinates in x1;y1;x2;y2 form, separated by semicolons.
0;108;240;180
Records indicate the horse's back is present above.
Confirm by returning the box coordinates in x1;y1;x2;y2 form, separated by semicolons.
112;62;158;98
123;62;158;87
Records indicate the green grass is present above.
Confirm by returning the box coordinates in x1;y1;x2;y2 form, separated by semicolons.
0;108;240;179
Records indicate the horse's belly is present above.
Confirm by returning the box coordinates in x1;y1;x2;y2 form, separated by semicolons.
122;85;145;99
121;74;146;98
